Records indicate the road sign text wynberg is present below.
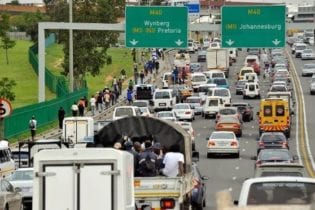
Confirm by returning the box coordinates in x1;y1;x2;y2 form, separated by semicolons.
125;6;188;48
221;5;286;48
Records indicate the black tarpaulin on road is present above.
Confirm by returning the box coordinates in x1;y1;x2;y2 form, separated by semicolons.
93;116;186;153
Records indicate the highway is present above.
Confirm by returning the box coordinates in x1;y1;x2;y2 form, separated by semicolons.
184;45;313;209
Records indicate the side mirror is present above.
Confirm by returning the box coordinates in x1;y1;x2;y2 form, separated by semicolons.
256;111;260;116
234;200;239;205
251;156;257;160
192;151;199;162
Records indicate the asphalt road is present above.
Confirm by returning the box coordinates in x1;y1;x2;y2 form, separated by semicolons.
187;48;301;210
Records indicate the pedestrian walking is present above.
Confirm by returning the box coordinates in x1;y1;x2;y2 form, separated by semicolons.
128;79;134;91
71;102;78;116
78;98;85;116
117;79;123;95
120;69;126;81
90;95;96;116
127;89;133;105
96;92;103;112
134;63;139;85
104;90;111;109
29;116;37;141
140;70;145;84
112;76;118;92
58;107;65;130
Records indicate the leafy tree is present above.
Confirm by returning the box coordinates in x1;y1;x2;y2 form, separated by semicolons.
0;77;16;139
44;0;123;88
0;14;16;64
0;77;16;101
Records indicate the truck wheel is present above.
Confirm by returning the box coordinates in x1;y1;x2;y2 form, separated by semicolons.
192;203;203;210
235;153;240;158
286;130;291;138
207;153;211;158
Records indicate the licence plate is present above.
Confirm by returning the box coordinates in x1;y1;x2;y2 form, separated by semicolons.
159;103;166;106
218;142;227;146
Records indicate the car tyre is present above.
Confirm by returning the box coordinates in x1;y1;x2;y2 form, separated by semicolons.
238;131;242;137
207;153;211;158
235;153;240;158
192;203;203;210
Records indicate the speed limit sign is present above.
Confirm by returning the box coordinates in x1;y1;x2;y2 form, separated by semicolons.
0;98;12;118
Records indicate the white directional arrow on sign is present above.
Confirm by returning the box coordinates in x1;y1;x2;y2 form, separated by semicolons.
272;39;281;46
129;39;138;46
175;39;184;46
226;39;235;46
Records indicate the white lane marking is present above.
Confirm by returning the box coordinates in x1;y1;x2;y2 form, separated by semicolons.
197;133;200;136
235;166;239;170
287;49;315;170
251;126;255;129
239;157;242;160
249;133;252;136
246;141;248;144
242;149;246;152
228;188;233;192
203;126;207;129
232;177;236;180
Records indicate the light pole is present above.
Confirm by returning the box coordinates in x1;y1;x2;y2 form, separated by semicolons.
69;0;74;92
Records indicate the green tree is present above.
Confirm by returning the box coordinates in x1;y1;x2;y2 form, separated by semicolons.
0;77;16;139
44;0;123;88
24;11;50;42
0;14;16;64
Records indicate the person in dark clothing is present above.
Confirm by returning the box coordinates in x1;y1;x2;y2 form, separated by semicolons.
127;89;133;105
140;70;145;84
136;141;158;177
58;107;66;129
124;141;139;176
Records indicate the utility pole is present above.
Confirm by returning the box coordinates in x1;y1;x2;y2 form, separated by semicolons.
69;0;74;92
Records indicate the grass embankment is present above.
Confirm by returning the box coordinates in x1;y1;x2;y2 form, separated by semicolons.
45;44;136;97
0;40;55;108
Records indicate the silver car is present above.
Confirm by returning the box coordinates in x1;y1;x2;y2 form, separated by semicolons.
0;179;22;210
186;96;203;115
207;131;240;158
301;49;315;60
302;63;315;76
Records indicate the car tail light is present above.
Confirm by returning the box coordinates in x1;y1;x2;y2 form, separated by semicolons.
185;111;191;114
259;142;264;146
233;124;240;128
256;160;262;167
160;199;175;209
208;141;216;146
231;141;238;147
282;141;288;147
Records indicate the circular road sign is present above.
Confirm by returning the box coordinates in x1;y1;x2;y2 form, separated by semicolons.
0;98;12;118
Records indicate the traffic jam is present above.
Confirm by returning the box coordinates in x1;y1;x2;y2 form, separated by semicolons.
2;29;315;210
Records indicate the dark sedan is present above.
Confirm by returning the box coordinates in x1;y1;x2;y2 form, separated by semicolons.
231;102;254;122
257;132;289;154
191;162;209;209
255;149;296;168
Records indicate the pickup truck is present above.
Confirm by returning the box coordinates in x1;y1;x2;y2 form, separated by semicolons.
93;116;199;210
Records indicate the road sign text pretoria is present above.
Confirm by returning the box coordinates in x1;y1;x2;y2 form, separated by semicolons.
132;9;182;34
225;8;282;32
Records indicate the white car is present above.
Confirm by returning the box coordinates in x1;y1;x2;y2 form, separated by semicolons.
202;96;225;119
172;103;195;121
112;106;142;120
186;96;203;115
243;82;261;99
206;131;240;158
301;49;315;60
0;179;22;210
156;111;177;122
269;85;288;92
310;81;315;95
302;63;315;76
8;168;34;209
237;176;315;206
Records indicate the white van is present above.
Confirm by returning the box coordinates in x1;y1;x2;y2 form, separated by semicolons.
203;70;226;79
207;87;231;105
113;106;142;120
244;55;259;67
0;140;15;178
162;72;172;89
202;96;224;119
191;72;207;91
152;89;176;111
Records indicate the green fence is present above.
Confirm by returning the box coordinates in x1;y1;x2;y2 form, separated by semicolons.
4;34;88;139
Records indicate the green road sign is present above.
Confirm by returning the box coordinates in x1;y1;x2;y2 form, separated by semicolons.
221;5;285;48
125;6;188;48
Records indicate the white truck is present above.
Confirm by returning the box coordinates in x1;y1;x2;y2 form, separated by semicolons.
206;48;230;78
93;116;198;210
32;148;134;210
62;116;94;144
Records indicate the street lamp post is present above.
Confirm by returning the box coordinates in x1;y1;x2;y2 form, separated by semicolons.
69;0;74;92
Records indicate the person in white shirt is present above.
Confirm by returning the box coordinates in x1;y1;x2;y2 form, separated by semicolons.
90;95;96;116
162;144;184;177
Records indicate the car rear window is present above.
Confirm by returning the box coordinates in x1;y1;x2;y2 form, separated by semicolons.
276;105;285;116
261;134;286;142
263;106;272;117
187;98;200;103
214;89;229;97
115;108;133;117
209;100;218;106
155;91;170;99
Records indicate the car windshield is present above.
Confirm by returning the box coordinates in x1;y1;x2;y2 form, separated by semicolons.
260;150;290;161
241;70;253;76
155;91;170;99
214;89;229;97
158;112;173;117
220;109;236;115
304;64;315;69
9;170;33;181
115;108;133;117
192;75;206;82
261;133;286;142
187;98;200;103
174;104;190;109
237;81;246;86
303;49;313;53
247;182;315;205
212;73;224;78
210;132;234;139
213;79;227;85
